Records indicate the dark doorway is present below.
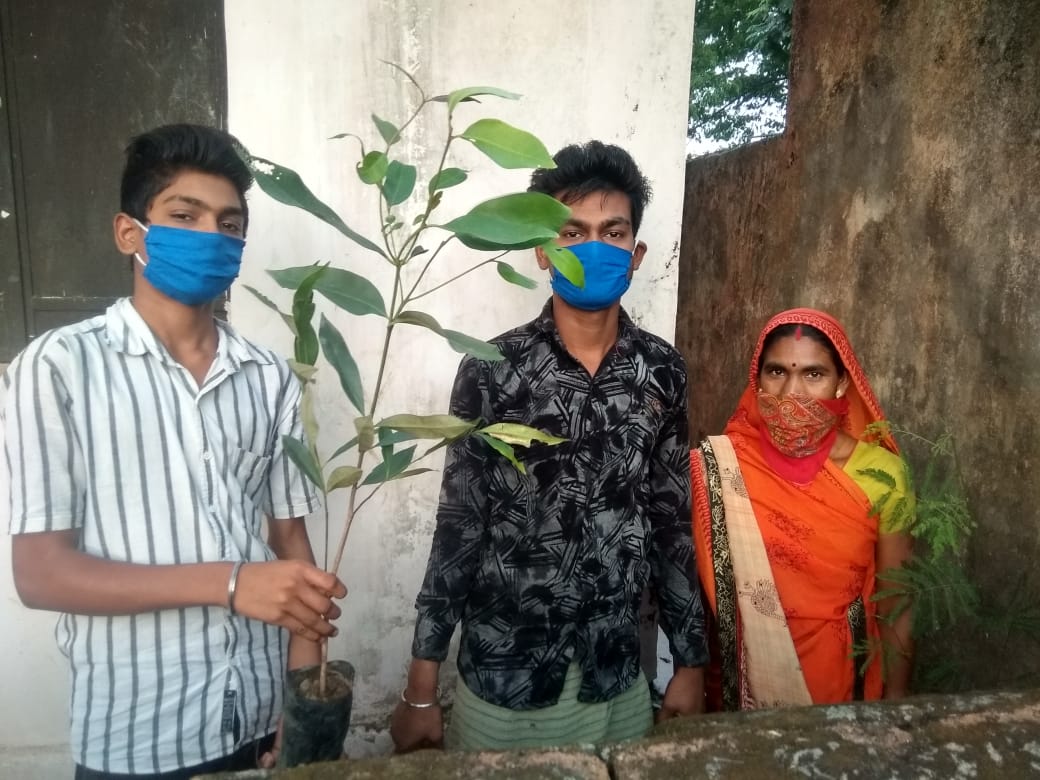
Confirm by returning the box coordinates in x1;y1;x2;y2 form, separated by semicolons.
0;0;227;360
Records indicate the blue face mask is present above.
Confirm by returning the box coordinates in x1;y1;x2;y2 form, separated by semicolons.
550;241;634;311
133;219;245;305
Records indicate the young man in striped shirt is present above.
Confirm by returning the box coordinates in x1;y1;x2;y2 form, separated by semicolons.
2;124;345;779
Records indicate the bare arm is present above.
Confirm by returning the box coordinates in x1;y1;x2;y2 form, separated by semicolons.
876;531;914;698
11;528;344;642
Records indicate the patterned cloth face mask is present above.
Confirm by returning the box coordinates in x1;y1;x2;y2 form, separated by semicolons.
756;391;847;457
550;241;634;311
133;218;245;305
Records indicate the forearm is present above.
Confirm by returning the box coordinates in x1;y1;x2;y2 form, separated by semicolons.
13;532;231;615
879;604;914;697
650;522;710;668
269;518;324;669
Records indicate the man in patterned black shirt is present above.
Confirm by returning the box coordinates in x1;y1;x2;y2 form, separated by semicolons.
391;141;708;751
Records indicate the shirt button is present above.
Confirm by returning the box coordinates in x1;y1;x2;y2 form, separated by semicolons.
203;451;212;461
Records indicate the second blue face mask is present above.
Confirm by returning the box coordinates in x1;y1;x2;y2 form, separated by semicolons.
134;219;245;305
550;241;634;311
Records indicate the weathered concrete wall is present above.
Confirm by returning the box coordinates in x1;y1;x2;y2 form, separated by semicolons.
677;0;1040;688
208;688;1040;778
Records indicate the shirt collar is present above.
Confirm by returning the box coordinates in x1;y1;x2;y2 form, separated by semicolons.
534;297;637;356
104;297;270;371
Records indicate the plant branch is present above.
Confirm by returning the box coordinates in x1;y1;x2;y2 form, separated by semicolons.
397;113;455;262
353;439;452;516
408;254;509;303
401;236;455;303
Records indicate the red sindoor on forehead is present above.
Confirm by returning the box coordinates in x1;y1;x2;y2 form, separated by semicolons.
794;325;803;340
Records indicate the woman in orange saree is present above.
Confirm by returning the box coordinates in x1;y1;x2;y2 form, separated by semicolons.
691;309;914;710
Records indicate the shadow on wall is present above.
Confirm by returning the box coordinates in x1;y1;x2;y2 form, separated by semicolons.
676;0;1040;692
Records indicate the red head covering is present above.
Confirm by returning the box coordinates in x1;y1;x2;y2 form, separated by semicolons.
725;308;897;484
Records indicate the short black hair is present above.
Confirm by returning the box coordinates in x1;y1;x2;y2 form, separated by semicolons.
528;141;652;235
759;323;847;377
120;124;253;230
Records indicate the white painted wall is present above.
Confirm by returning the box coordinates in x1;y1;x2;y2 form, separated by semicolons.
0;0;694;770
224;0;695;729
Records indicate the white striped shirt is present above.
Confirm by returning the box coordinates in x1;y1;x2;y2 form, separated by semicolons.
2;298;318;774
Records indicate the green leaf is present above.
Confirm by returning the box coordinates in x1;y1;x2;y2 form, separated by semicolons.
378;427;418;447
328;436;359;462
857;467;898;490
441;192;569;250
269;266;387;317
476;432;525;474
395;310;504;361
245;155;385;257
541;242;584;287
429;167;468;193
458;119;556;169
318;314;365;414
282;435;324;491
362;445;417;485
447;86;522;113
300;389;320;455
382;160;417;206
372;113;399;145
479;422;567;447
288;360;319;383
326;465;362;492
357;151;389;185
392;468;435;480
355;415;375;452
292;266;326;365
377;413;477;441
496;261;538;290
243;284;297;335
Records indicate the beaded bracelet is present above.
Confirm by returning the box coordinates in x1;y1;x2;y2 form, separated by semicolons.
227;560;245;615
400;686;441;709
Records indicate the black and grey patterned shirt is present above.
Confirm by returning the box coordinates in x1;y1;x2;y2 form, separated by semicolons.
412;300;708;709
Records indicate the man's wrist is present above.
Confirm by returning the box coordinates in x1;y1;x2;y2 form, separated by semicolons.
405;658;441;702
401;686;441;708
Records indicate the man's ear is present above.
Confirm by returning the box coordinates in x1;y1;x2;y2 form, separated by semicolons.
535;245;552;271
630;240;647;272
113;213;142;256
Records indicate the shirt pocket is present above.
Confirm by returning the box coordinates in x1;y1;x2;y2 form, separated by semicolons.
229;445;272;507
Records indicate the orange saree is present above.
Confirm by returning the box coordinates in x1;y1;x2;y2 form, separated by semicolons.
691;309;897;709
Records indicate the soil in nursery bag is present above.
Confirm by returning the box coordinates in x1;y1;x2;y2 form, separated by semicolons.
278;660;355;768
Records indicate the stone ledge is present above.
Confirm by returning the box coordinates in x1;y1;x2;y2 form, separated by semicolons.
208;689;1040;779
614;689;1040;779
206;747;609;779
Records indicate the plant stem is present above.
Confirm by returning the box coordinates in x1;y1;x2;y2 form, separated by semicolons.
318;498;330;696
319;637;328;696
327;265;402;577
397;115;454;263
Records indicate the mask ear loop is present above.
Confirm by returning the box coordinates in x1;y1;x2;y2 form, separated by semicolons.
132;218;149;267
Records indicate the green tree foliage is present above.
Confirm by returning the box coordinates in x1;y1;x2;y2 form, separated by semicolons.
856;424;1040;692
689;0;792;148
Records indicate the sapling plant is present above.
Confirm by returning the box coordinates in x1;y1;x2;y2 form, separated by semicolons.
241;65;578;697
